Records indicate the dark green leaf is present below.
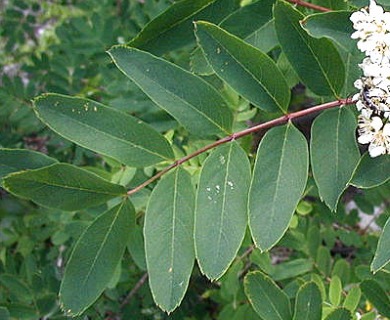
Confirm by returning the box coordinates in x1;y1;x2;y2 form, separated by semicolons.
0;148;58;181
195;142;251;280
274;1;345;97
108;46;233;137
324;308;352;320
361;280;390;317
351;154;390;189
0;274;32;303
311;108;360;211
3;163;126;211
302;11;355;52
271;259;312;281
129;0;239;55
60;199;134;316
195;21;290;113
244;271;292;320
127;224;146;271
0;307;10;320
293;282;322;320
372;216;390;272
33;94;173;167
248;123;308;251
144;168;195;313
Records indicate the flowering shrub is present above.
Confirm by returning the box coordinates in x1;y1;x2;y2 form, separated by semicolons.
0;0;390;319
352;0;390;157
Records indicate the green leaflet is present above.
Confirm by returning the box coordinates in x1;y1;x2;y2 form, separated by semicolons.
195;142;251;280
3;163;126;211
195;21;290;113
144;168;195;313
324;308;352;320
108;46;233;137
244;271;292;320
0;148;58;181
302;11;355;52
311;108;360;211
301;11;364;96
293;282;322;320
129;0;239;55
343;287;361;312
33;94;173;167
329;276;342;306
0;307;10;320
371;216;390;272
274;1;345;97
0;275;33;303
351;154;390;189
248;123;308;251
60;199;134;316
360;280;390;317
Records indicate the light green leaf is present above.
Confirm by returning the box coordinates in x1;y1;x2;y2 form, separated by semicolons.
3;163;126;211
108;46;233;137
311;108;360;211
0;148;58;181
270;259;312;281
144;168;195;313
195;21;290;113
244;271;292;320
59;199;134;316
372;216;390;272
293;282;322;320
324;308;352;320
33;94;173;167
274;1;345;97
351;154;390;189
329;276;342;306
343;287;361;312
248;123;308;251
195;142;251;280
129;0;239;55
360;280;390;317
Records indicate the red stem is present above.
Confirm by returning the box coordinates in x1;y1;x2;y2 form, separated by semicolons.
286;0;332;12
127;98;354;196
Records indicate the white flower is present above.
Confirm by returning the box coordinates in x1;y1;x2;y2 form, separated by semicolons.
358;115;390;157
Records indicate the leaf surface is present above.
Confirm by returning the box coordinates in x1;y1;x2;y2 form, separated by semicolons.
34;94;173;167
293;282;322;320
0;148;57;181
60;200;134;316
274;1;345;96
248;123;308;251
144;168;195;313
108;46;233;137
371;216;390;272
129;0;239;55
244;271;292;320
195;21;290;113
324;308;352;320
3;163;126;211
311;108;360;210
360;280;390;317
195;142;251;280
351;154;390;189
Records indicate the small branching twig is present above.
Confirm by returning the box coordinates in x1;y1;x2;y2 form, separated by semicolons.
286;0;332;12
120;272;148;309
127;98;354;196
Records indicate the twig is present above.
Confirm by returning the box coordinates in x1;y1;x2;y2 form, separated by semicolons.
286;0;332;12
127;98;354;196
120;272;148;308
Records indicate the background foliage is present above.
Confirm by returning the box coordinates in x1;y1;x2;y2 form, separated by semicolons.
0;0;389;319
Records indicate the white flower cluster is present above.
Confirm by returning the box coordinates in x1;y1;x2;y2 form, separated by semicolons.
350;0;390;157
